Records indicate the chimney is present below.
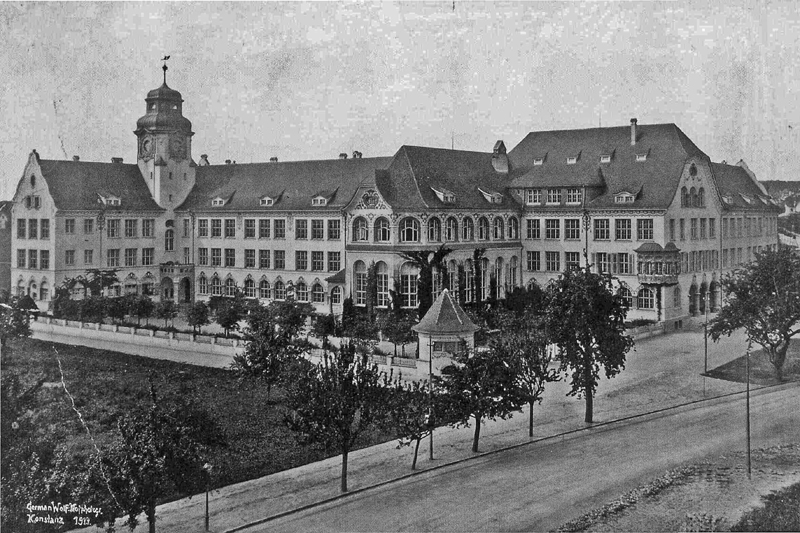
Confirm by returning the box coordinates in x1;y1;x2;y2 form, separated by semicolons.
630;118;638;146
269;157;278;162
111;157;123;164
72;155;80;161
199;154;210;166
225;159;232;165
339;153;348;159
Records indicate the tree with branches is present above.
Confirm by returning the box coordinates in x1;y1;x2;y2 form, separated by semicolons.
187;301;210;334
544;268;634;423
154;299;178;328
709;247;800;381
399;244;453;319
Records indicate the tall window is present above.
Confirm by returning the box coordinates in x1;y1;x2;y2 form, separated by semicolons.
526;251;540;271
28;219;37;239
165;229;174;251
210;276;222;296
225;278;236;296
681;187;688;207
690;218;698;240
637;288;655;309
197;219;208;237
399;218;420;243
259;250;270;269
274;219;286;239
615;219;631;240
107;219;120;238
353;217;368;242
354;261;367;305
296;219;308;239
465;260;474;302
107;249;120;267
84;249;94;265
225;219;236;238
245;249;256;268
39;219;49;239
618;287;633;308
328;251;341;272
546;189;562;204
637;219;654;241
478;217;490;240
428;217;441;242
311;251;324;271
17;219;26;239
296;282;309;302
245;219;256;238
545;219;560;239
211;248;221;267
125;248;137;267
199;275;208;295
142;248;154;266
545;251;560;271
376;261;389;307
564;219;580;240
295;251;308;270
331;286;342;305
84;218;94;234
507;217;519;239
565;252;580;270
526;219;540;239
327;219;341;240
125;219;137;238
400;262;418;308
259;280;271;299
461;218;474;241
64;219;75;235
525;189;541;205
274;250;285;269
492;218;504;240
183;218;191;238
28;250;37;269
312;283;325;303
594;219;610;240
375;217;391;242
244;278;256;298
311;219;325;240
274;280;286;300
211;219;222;237
509;256;518;287
225;249;235;267
566;188;582;204
445;217;458;241
259;219;270;239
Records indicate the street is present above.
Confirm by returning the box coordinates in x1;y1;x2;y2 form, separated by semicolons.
249;384;800;532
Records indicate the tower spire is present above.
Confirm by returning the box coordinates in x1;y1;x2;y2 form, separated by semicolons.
161;55;171;85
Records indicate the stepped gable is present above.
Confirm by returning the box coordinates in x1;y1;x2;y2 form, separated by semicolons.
378;145;518;211
412;289;478;335
37;160;163;211
507;123;707;209
177;156;392;212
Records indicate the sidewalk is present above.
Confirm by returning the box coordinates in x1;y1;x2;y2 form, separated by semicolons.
100;326;759;533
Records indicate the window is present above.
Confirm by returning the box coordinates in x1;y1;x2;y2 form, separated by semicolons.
259;250;270;269
274;281;286;300
709;218;716;239
296;219;308;239
311;219;325;240
545;219;560;239
259;219;270;239
461;218;474;241
637;219;654;241
274;219;286;239
600;154;612;163
83;218;93;234
637;288;655;309
698;188;705;207
614;193;635;204
445;217;458;241
566;188;582;204
545;251;560;272
525;189;541;205
125;219;137;238
669;219;675;241
327;219;341;240
16;249;26;268
492;218;504;240
353;217;368;241
594;219;610;240
184;218;195;238
331;286;342;305
211;219;222;237
84;249;94;265
533;157;544;166
245;249;256;268
636;153;647;162
375;218;391;242
566;156;577;165
296;282;309;302
428;217;441;242
28;219;37;239
64;250;74;266
183;218;191;238
376;262;389;307
311;251;324;271
400;218;420;243
690;218;698;240
595;252;610;273
680;219;686;241
565;219;580;240
274;250;285;269
107;219;120;238
245;219;256;238
618;253;631;274
64;219;75;235
526;219;540;239
354;261;367;305
478;217;490;240
296;251;308;270
700;218;707;239
400;263;418;308
165;229;174;251
618;287;633;308
28;250;37;269
565;252;580;270
312;283;325;303
681;187;689;207
225;249;235;267
259;280;270;299
212;198;225;207
507;218;519;239
211;248;222;267
142;248;154;266
198;248;208;265
17;219;26;239
312;197;327;207
107;249;120;267
328;251;341;272
615;219;631;240
244;278;256;298
225;278;236;297
260;197;274;207
40;250;49;270
210;276;222;296
225;219;236;238
546;189;562;204
125;248;137;267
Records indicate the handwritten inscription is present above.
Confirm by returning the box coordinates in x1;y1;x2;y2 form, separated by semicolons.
25;501;102;527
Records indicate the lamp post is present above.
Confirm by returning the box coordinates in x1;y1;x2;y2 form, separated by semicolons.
428;335;434;461
582;208;591;272
203;462;213;531
745;340;752;479
704;291;709;374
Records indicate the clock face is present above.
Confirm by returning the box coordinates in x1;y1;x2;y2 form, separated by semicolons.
141;137;153;157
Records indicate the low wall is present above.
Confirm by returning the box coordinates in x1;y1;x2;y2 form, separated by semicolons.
30;318;237;369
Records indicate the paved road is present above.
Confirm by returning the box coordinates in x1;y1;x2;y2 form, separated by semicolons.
246;384;800;533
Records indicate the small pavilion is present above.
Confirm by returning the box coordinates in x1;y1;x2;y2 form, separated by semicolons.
412;289;479;376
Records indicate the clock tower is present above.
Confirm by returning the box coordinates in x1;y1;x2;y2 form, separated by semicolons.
135;63;196;209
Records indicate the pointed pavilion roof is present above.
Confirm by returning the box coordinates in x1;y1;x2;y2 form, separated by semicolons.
412;289;478;335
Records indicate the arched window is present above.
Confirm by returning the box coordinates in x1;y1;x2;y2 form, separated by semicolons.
244;278;256;298
353;217;368;242
637;287;654;309
210;276;222;296
432;267;443;300
673;285;682;309
462;218;474;241
312;283;325;303
374;217;391;243
198;275;208;295
225;277;236;297
481;258;490;300
698;187;705;208
493;218;505;240
507;217;519;239
478;217;490;240
509;256;518;288
274;280;286;300
448;260;458;294
165;229;174;252
618;286;633;308
331;286;342;305
690;187;698;208
354;261;367;305
464;259;474;303
400;262;419;308
681;187;688;207
376;261;389;307
445;217;458;242
399;218;420;243
40;280;49;301
428;217;441;242
296;282;308;302
259;279;271;299
494;258;505;299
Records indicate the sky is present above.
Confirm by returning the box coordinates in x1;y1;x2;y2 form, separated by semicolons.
2;1;800;200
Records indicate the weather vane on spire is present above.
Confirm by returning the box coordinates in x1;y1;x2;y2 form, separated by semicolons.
161;55;171;84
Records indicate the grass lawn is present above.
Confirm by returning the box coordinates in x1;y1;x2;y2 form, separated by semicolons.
705;342;800;385
2;337;395;496
731;481;800;531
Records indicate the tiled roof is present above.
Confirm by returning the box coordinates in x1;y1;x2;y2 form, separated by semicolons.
710;162;780;212
325;269;346;284
377;146;518;211
177;157;392;212
412;289;479;335
507;123;706;209
37;160;163;212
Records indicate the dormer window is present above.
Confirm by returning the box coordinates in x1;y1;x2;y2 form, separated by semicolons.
546;189;562;204
260;196;275;207
722;195;734;206
211;197;225;207
600;154;612;163
566;188;582;205
431;186;456;204
566;156;578;165
524;189;541;205
614;192;636;204
533;157;544;166
740;194;752;205
478;188;503;204
312;197;327;207
635;153;648;162
98;194;121;206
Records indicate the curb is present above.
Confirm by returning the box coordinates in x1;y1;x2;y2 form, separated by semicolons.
224;379;798;532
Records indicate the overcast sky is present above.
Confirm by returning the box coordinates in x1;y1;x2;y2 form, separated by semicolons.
2;1;800;200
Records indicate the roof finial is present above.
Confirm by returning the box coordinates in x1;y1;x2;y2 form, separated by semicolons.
161;55;171;85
